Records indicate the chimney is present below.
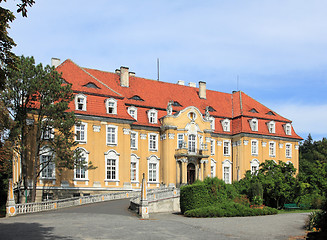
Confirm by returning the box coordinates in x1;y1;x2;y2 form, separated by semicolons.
115;69;121;74
189;82;196;88
129;72;135;77
120;66;129;87
177;80;184;85
51;58;61;68
199;81;206;99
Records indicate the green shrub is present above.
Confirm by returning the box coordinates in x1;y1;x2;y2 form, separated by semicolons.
296;194;326;209
184;202;277;218
233;195;250;207
180;182;212;214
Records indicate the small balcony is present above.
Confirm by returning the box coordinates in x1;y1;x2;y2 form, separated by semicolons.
175;146;209;159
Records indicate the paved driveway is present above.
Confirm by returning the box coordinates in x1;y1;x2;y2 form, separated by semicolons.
0;199;308;240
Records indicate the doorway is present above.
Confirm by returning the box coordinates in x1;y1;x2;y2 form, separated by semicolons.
187;163;195;184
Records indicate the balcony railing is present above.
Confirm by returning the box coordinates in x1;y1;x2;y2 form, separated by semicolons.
175;147;209;158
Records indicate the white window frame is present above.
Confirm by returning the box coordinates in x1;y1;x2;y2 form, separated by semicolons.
223;140;231;156
105;98;117;114
147;155;160;183
75;94;87;111
75;123;87;143
130;154;140;183
106;125;118;145
211;159;216;178
40;148;55;179
177;134;184;149
284;123;292;135
267;121;275;133
148;109;158;124
221;119;230;132
210;139;215;155
130;131;138;150
104;150;120;181
128;106;137;120
74;148;89;180
269;141;276;157
250;159;260;175
285;143;292;158
251;139;258;156
188;134;197;153
222;160;232;184
209;117;215;130
249;118;258;131
148;133;158;151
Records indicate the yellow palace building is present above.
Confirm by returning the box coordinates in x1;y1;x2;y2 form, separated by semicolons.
12;59;302;201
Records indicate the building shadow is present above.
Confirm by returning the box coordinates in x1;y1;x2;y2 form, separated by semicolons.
0;222;73;240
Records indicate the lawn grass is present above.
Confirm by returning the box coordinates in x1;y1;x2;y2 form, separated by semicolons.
278;209;319;214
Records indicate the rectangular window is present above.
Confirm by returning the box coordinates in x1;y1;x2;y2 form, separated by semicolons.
251;140;258;155
149;134;157;151
211;166;214;178
286;144;292;158
130;132;137;149
107;126;117;145
177;134;184;149
131;162;137;181
223;141;230;156
269;142;276;157
108;101;115;113
76;124;86;142
43;126;53;140
40;155;55;179
149;112;157;124
148;163;157;182
129;109;136;119
188;134;196;153
106;159;116;180
75;157;86;179
77;97;84;110
251;166;258;175
224;167;230;184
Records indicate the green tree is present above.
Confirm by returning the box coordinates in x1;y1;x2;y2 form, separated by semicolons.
1;56;91;202
0;0;35;90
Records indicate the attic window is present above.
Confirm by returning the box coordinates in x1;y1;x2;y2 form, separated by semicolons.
172;101;182;107
83;82;100;89
250;108;258;113
207;106;216;112
129;95;144;101
266;111;275;116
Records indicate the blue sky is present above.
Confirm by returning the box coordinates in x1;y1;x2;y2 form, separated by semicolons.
4;0;327;141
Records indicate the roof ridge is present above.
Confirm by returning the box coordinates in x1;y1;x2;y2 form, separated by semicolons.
68;60;123;97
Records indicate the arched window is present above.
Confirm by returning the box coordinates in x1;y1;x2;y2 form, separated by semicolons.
222;160;232;184
74;148;89;180
104;150;120;181
40;147;55;179
250;159;260;175
105;98;117;114
211;159;216;177
147;155;160;182
130;154;140;182
75;94;87;111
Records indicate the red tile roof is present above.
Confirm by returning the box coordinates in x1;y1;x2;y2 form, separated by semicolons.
56;59;302;140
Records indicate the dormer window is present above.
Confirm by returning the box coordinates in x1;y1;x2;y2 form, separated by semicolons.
83;82;100;89
129;95;144;101
267;121;275;133
209;117;215;130
128;106;137;120
266;111;275;116
75;94;87;111
284;123;292;135
148;109;158;124
250;108;258;113
105;98;117;114
221;119;230;132
249;118;258;131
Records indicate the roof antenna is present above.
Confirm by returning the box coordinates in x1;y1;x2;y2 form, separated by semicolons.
157;58;160;81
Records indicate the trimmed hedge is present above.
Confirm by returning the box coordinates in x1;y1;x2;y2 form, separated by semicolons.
184;202;278;218
180;182;212;214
